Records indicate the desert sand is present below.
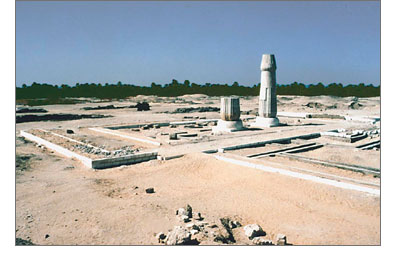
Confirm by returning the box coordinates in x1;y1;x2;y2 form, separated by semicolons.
15;95;380;245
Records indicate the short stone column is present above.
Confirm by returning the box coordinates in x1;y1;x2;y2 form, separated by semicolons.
213;97;244;133
252;54;280;127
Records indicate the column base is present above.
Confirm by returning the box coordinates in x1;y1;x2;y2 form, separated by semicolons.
212;120;244;133
251;117;280;128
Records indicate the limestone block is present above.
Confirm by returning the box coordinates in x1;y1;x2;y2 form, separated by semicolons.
243;224;265;239
276;233;287;245
165;226;192;245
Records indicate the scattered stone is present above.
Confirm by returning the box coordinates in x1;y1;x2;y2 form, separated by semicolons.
176;208;187;216
176;205;193;219
176;206;193;222
305;102;324;109
145;188;155;194
186;223;200;231
156;232;166;243
190;229;199;235
169;133;178;140
170;124;177;128
153;124;161;129
136;102;150;111
349;101;363;110
327;104;338;109
208;231;217;238
229;220;242;229
252;237;273;245
276;233;287;245
66;129;74;134
179;215;190;223
165;226;192;245
195;221;209;227
244;224;265;239
131;128;140;132
185;204;193;218
192;212;203;221
215;218;236;244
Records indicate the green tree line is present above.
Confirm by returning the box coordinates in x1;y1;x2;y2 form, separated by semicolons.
16;80;380;100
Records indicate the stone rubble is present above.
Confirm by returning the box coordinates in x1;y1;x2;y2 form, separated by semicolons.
165;226;192;245
156;204;289;245
155;232;166;243
228;220;242;229
252;236;273;245
72;144;138;157
243;224;265;239
145;188;155;194
276;233;287;245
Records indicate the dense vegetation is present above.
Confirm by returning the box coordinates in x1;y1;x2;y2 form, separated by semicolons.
16;80;380;101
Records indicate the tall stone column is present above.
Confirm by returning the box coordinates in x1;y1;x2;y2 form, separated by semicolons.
252;54;280;127
213;97;244;133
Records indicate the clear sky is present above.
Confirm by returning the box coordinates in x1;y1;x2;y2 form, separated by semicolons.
16;1;380;87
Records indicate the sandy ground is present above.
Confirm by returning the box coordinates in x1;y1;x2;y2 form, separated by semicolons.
15;95;380;245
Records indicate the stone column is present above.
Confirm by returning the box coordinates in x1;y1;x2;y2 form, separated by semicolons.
220;97;240;121
253;54;280;127
213;97;244;133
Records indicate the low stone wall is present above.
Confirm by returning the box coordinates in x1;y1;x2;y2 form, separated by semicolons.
20;130;157;169
91;152;157;169
213;154;379;196
20;130;93;168
218;133;321;152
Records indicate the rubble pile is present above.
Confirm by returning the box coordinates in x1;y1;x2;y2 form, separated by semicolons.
72;145;138;157
155;204;288;245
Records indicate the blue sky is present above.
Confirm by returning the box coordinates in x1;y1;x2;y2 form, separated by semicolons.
16;1;380;87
